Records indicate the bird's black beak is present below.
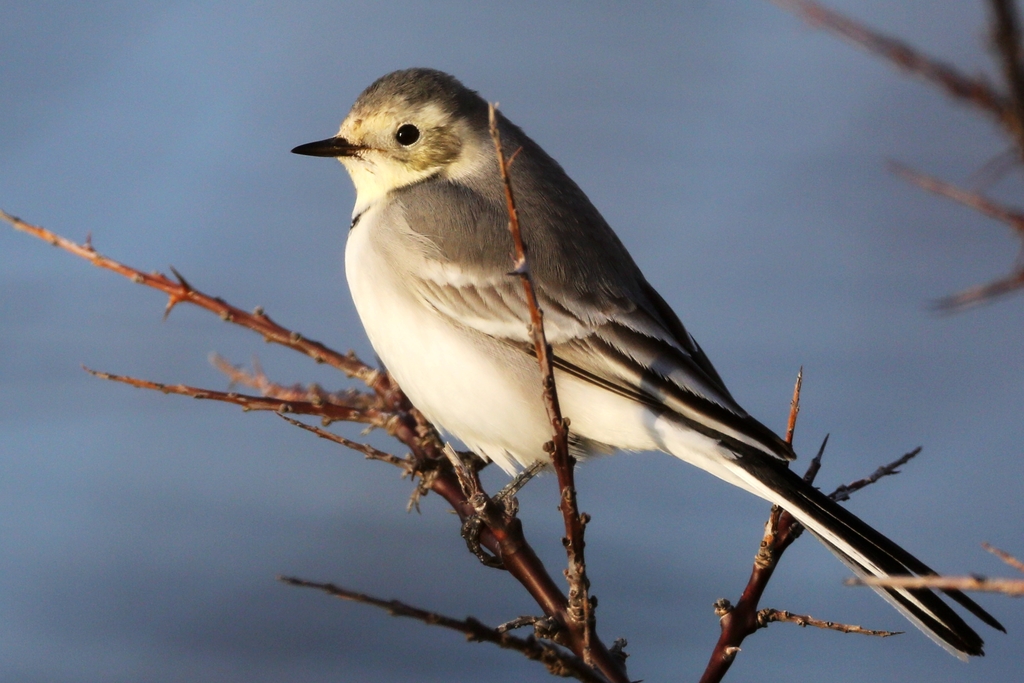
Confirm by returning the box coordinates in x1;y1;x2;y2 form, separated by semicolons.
291;136;364;158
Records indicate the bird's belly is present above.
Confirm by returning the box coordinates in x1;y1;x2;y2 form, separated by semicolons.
345;221;553;472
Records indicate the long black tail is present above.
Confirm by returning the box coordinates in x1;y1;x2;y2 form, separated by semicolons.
728;454;1004;659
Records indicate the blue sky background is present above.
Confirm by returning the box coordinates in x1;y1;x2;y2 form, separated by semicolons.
2;1;1023;681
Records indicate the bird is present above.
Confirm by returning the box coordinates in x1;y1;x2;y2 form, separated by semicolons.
292;68;1002;658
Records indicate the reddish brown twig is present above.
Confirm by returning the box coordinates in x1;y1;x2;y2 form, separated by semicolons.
84;367;371;424
489;105;617;682
92;371;616;679
277;577;607;683
756;608;902;637
91;368;618;682
773;0;1011;129
784;366;803;444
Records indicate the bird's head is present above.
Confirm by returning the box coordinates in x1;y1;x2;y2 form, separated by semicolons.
292;68;491;212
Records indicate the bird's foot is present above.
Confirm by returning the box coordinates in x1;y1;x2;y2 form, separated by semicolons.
460;461;546;569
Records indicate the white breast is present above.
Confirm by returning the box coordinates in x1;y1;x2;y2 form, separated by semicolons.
344;204;553;472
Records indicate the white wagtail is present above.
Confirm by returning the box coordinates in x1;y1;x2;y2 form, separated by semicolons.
293;68;1001;657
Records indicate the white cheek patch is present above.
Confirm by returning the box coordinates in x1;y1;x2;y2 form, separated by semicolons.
342;154;436;217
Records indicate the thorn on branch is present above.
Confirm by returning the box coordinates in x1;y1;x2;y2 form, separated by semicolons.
168;265;193;292
802;433;830;485
507;146;524;167
785;367;803;444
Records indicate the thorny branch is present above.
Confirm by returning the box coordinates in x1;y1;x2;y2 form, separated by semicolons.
489;104;615;680
2;212;623;682
84;367;372;425
0;209;450;472
756;608;901;637
278;577;608;683
829;446;921;503
0;210;376;384
699;373;916;683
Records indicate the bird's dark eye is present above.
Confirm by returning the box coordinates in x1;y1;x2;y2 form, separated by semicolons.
395;124;420;146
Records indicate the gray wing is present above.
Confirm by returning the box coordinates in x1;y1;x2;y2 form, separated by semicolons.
386;146;793;462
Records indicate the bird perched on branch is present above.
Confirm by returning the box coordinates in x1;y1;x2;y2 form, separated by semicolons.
293;67;1002;658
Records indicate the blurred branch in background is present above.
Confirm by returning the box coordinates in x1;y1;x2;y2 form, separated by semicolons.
775;0;1024;310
